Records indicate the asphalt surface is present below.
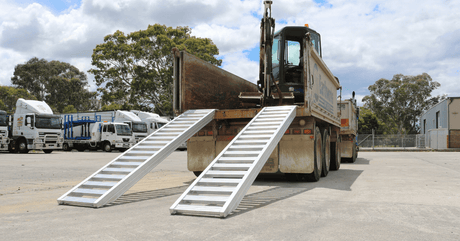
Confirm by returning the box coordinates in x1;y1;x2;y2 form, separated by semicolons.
1;151;459;240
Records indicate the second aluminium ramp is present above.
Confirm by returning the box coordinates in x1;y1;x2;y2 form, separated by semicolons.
57;109;215;208
170;105;296;217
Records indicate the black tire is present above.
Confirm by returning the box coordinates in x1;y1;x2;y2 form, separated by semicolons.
103;142;112;152
350;142;357;163
17;139;29;153
118;148;128;152
8;142;18;153
43;150;53;154
330;135;341;171
63;143;71;152
75;144;86;152
306;127;322;182
321;129;330;177
193;171;202;177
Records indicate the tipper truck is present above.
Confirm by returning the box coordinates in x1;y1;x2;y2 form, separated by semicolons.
0;110;9;151
172;1;342;182
8;98;63;153
62;114;135;152
169;0;343;217
338;92;359;163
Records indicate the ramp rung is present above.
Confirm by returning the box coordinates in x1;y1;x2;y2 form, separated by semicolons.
219;157;256;161
126;151;157;155
58;109;216;208
205;171;247;177
112;161;144;166
199;178;242;184
183;195;229;203
73;188;107;195
60;196;97;204
103;168;135;173
119;156;151;160
174;205;222;214
83;181;117;187
192;186;235;192
213;164;252;169
93;174;126;180
171;105;297;217
223;151;260;155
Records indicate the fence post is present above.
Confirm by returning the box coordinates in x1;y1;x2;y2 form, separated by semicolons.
372;129;375;150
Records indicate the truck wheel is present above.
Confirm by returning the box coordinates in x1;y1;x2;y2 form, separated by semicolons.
8;143;18;153
350;143;357;163
306;127;322;182
43;150;53;154
63;143;71;152
103;142;112;152
75;144;86;152
321;129;330;177
17;139;29;153
330;135;341;171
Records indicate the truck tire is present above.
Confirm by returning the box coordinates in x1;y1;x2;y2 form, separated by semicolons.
75;144;86;152
330;135;341;171
63;143;71;152
17;139;29;153
321;129;330;177
351;143;357;163
306;127;322;182
8;142;18;153
103;142;112;152
43;150;53;154
193;171;202;177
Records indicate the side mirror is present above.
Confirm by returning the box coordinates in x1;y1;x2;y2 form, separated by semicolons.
26;117;33;129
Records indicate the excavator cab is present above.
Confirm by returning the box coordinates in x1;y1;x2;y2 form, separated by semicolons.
270;26;322;104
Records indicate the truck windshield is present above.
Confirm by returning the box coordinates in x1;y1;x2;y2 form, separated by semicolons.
35;115;61;129
132;122;147;133
116;124;132;136
0;114;7;126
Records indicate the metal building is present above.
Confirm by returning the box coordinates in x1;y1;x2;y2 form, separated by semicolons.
420;97;460;149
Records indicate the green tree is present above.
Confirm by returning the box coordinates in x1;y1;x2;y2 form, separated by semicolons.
358;107;386;134
362;73;445;134
89;24;222;116
0;86;37;113
11;58;98;113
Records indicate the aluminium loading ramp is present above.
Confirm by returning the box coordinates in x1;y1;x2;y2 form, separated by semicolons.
57;109;215;208
170;105;296;217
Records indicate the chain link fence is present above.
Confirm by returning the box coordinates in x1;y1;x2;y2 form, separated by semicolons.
358;133;426;149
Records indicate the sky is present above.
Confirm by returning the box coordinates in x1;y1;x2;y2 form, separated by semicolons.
1;0;459;106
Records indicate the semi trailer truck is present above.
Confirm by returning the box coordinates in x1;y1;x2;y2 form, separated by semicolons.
8;98;63;153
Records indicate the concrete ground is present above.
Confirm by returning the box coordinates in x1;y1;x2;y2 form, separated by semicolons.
1;151;459;240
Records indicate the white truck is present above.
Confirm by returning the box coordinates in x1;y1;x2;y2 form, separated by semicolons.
64;110;148;143
62;114;135;152
0;110;9;151
338;92;359;163
8;98;63;153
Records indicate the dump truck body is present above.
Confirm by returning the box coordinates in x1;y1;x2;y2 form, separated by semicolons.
338;98;359;162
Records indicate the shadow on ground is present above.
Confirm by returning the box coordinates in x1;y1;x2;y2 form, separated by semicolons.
102;162;365;218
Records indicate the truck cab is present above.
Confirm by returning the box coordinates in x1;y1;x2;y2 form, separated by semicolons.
114;110;148;143
10;99;63;153
0;110;9;151
98;122;135;152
